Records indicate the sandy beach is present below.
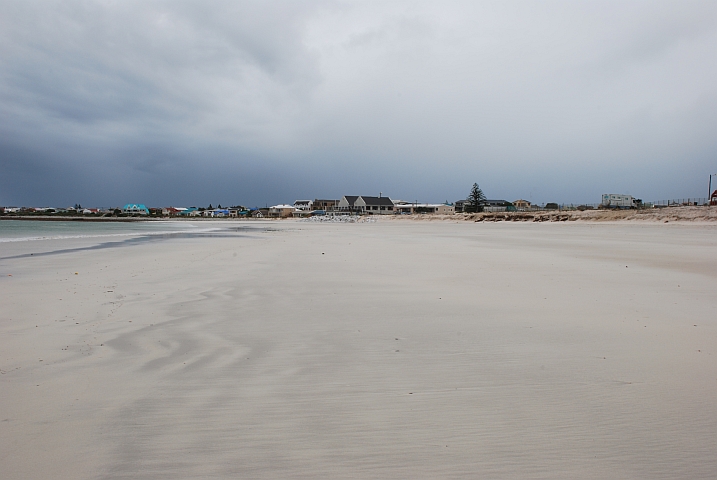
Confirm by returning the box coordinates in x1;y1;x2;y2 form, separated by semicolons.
1;220;716;479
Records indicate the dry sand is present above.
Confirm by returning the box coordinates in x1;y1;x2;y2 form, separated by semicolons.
1;220;716;479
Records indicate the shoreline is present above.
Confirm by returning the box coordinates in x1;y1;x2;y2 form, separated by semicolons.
0;216;154;222
0;216;269;222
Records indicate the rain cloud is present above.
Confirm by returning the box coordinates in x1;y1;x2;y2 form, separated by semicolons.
1;1;716;207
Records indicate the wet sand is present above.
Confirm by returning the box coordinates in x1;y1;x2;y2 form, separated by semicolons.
1;221;716;479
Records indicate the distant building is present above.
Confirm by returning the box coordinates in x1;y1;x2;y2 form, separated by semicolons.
313;199;338;212
162;207;188;216
292;209;314;218
456;199;513;212
454;199;468;213
122;204;149;215
228;208;247;218
269;205;296;218
357;196;395;214
203;208;230;217
178;207;200;216
293;200;313;211
601;194;635;209
512;199;531;210
337;196;361;213
394;203;455;214
482;200;515;212
338;195;395;214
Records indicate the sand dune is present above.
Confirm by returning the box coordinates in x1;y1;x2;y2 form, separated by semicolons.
1;221;716;478
390;205;717;223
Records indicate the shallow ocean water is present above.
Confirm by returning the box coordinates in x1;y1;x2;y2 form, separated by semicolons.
0;219;208;242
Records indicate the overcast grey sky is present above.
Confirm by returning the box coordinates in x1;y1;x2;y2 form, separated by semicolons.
1;1;716;207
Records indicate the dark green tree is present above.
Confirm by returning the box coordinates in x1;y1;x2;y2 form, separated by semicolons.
208;204;213;209
465;183;486;213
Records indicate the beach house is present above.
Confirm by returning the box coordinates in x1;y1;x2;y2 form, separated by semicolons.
202;208;230;217
483;200;515;212
312;199;338;212
269;205;296;218
337;196;360;213
293;200;313;211
356;196;395;214
338;195;395;214
122;204;150;215
394;203;455;214
512;199;531;210
178;207;200;216
162;207;189;216
454;199;468;213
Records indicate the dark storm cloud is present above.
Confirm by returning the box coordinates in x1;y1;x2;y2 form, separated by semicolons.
1;1;716;207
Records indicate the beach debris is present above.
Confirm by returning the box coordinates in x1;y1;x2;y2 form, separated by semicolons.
75;272;78;275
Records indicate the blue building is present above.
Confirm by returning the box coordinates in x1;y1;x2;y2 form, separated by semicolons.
122;204;150;215
179;207;199;216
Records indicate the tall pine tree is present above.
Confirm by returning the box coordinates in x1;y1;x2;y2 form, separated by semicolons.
466;183;486;213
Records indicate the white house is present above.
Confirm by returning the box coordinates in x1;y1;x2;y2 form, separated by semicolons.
337;196;360;212
394;203;455;214
338;195;395;214
293;200;313;211
601;194;635;208
269;205;296;218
